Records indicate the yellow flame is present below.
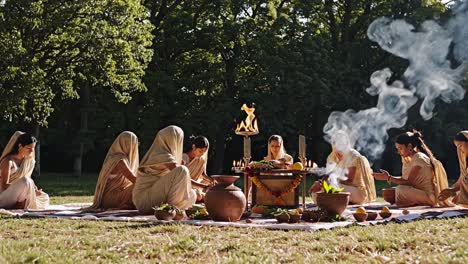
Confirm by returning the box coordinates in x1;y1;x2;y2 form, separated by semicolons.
235;103;259;133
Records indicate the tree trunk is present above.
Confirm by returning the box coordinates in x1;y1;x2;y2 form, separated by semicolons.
73;83;89;178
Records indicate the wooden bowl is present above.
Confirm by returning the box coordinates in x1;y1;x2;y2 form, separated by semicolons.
366;212;378;221
379;212;392;219
353;213;368;222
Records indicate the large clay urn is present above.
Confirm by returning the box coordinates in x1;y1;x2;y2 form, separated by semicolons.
205;175;246;222
382;187;396;204
315;192;350;215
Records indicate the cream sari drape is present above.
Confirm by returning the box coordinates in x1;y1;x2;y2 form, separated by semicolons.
0;131;49;209
132;126;196;213
183;148;213;185
87;131;139;210
327;148;376;204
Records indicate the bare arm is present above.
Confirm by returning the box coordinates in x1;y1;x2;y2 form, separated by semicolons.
0;159;11;191
374;167;420;185
112;160;137;184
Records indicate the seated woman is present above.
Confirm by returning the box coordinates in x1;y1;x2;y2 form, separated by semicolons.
182;135;214;194
373;130;450;207
264;135;293;164
87;131;139;210
438;131;468;207
0;132;49;209
132;126;197;214
308;131;376;205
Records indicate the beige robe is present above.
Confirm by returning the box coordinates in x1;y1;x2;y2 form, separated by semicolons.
327;149;376;204
182;152;212;186
88;131;139;210
0;131;49;209
454;130;468;206
132;126;196;214
397;152;438;207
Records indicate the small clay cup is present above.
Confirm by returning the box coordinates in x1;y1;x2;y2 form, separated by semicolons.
353;213;368;222
366;212;378;221
379;212;392;219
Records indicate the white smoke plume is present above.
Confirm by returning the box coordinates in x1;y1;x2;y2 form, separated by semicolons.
323;1;468;163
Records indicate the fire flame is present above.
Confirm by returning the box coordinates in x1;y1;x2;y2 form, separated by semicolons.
235;103;259;134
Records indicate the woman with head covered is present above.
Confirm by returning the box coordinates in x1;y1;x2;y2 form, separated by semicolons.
133;126;197;214
87;131;139;210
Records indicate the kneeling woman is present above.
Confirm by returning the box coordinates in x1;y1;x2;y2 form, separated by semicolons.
88;131;139;210
374;131;450;207
0;132;49;209
309;132;376;205
133;126;197;214
182;136;214;194
438;131;468;207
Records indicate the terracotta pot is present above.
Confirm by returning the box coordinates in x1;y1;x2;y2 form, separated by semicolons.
288;214;302;223
366;212;378;221
155;210;176;221
275;213;290;223
205;175;246;222
353;213;368;222
379;212;392;219
315;192;350;215
382;187;396;204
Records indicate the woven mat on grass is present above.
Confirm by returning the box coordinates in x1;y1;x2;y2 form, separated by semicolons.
1;202;467;231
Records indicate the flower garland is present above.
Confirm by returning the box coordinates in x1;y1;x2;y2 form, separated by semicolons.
245;167;303;206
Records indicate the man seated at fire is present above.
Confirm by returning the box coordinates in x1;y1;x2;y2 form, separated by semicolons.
438;131;468;207
308;131;376;205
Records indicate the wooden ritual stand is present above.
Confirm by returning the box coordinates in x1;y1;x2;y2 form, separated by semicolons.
244;169;307;209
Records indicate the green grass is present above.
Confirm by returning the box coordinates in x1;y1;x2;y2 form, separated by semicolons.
0;173;466;263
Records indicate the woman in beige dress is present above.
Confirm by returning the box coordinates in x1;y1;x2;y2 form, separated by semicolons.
374;131;451;207
0;132;49;209
438;131;468;207
308;131;376;205
132;126;197;214
264;135;293;163
88;131;139;210
182;136;214;194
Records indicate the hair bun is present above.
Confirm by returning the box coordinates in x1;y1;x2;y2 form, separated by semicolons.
411;130;423;139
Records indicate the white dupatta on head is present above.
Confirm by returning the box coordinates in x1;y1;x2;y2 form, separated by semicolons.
88;131;139;210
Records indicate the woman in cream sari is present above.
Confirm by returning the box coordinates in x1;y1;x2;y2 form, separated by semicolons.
0;132;49;209
374;131;451;207
182;135;213;193
88;131;139;210
133;126;197;214
438;131;468;207
264;135;293;163
309;131;376;204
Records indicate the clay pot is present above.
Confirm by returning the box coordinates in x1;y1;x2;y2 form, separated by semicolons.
366;212;378;221
205;175;246;222
174;210;187;221
315;192;350;215
155;210;176;221
288;214;302;223
353;213;368;222
379;212;392;219
275;213;290;223
382;187;396;204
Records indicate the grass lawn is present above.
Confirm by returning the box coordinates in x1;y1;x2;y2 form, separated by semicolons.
0;174;466;263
